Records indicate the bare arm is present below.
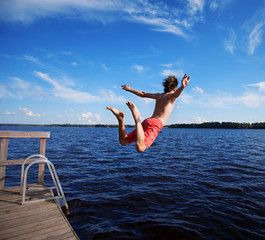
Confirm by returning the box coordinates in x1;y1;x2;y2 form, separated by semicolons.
121;85;159;99
169;74;190;100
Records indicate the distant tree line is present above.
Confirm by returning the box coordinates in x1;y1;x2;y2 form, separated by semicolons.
0;123;133;128
167;122;265;129
1;122;265;129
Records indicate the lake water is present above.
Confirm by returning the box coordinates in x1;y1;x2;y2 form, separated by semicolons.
1;126;265;240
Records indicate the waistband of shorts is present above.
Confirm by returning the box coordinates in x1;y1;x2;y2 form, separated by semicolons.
144;118;164;128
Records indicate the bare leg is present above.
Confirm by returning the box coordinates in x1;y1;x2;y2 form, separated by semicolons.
126;101;146;152
106;107;129;146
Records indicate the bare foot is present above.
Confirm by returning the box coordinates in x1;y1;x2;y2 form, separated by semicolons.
106;106;125;121
126;101;141;122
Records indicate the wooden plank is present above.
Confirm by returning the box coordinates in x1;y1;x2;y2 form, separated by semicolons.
0;131;50;139
0;216;63;239
0;186;79;240
38;138;47;184
0;158;43;166
0;138;9;189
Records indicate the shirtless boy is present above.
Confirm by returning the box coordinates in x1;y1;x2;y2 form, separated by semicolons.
107;74;190;152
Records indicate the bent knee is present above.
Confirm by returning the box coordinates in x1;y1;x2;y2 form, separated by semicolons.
119;138;129;146
136;144;146;153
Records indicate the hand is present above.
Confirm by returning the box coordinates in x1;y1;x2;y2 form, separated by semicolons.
121;84;131;91
181;74;190;88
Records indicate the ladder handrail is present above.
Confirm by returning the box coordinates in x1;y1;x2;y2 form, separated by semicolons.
20;154;47;191
20;154;68;210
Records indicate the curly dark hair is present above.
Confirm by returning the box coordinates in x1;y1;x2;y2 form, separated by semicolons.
163;75;178;93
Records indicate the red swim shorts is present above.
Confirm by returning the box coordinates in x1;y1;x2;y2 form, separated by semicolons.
126;118;163;149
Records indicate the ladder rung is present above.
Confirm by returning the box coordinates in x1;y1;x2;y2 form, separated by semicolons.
22;196;62;205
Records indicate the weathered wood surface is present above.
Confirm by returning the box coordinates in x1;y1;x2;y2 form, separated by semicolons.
0;131;50;139
0;186;79;240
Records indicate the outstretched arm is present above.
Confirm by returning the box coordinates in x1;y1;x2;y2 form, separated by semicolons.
169;74;190;100
121;85;159;99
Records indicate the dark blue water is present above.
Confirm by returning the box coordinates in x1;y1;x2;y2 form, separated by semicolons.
1;126;265;240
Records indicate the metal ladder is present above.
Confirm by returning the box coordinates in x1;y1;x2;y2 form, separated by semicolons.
20;154;69;210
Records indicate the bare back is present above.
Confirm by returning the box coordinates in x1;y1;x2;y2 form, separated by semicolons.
150;93;176;125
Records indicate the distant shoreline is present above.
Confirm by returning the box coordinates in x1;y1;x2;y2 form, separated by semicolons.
1;122;265;129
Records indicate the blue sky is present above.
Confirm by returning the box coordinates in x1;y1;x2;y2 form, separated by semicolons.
1;0;265;125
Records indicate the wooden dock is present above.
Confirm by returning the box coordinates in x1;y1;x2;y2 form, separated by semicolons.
0;186;79;240
0;131;79;240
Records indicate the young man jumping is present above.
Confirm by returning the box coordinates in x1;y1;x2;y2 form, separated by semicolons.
107;74;190;152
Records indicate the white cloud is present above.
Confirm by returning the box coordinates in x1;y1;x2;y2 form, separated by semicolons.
188;0;205;15
243;9;265;55
246;81;265;92
248;22;264;55
161;69;185;79
35;71;100;103
35;71;125;103
192;86;204;94
100;89;126;102
65;109;75;117
239;92;265;108
78;111;101;123
179;92;193;104
132;65;144;72
94;113;101;121
209;0;218;12
19;107;41;117
0;0;206;38
0;84;14;98
131;16;187;38
1;111;17;116
224;28;237;54
160;63;174;68
193;116;207;123
0;77;45;100
71;62;78;66
102;64;110;70
139;98;153;104
186;90;265;108
209;0;234;12
24;55;42;65
81;112;92;118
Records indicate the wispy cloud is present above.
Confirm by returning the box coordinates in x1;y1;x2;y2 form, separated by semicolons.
209;0;235;12
192;86;204;94
132;64;144;72
188;0;205;15
24;55;42;65
248;22;265;54
35;71;125;103
0;0;206;38
35;71;100;103
102;64;110;70
246;81;265;92
0;77;45;99
161;69;185;79
1;111;17;116
184;90;265;108
19;107;41;117
99;89;125;102
243;9;265;55
224;28;237;54
131;15;187;38
209;0;218;12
